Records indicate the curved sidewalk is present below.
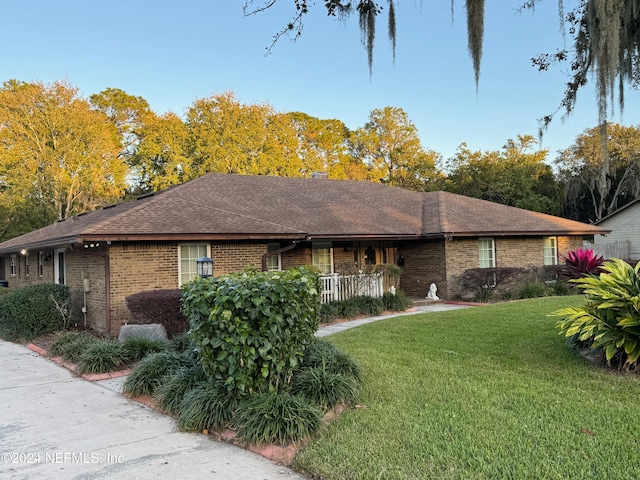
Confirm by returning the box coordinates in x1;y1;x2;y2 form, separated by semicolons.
316;302;471;337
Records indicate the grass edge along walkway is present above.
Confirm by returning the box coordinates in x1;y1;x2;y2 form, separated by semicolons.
294;296;640;480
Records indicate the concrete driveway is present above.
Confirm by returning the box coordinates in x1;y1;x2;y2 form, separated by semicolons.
0;340;307;480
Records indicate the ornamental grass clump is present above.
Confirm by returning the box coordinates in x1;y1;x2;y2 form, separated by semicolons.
553;258;640;370
121;337;169;362
48;331;98;360
303;337;362;383
234;392;322;445
291;367;359;411
154;363;207;414
176;380;237;432
77;339;128;374
123;351;186;397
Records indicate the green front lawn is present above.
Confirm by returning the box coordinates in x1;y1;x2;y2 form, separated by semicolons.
295;296;640;480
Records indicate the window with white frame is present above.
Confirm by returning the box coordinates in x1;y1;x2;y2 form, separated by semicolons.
9;255;17;276
24;254;29;276
543;237;558;265
38;251;44;277
179;243;210;286
479;237;496;268
312;243;333;274
266;243;281;271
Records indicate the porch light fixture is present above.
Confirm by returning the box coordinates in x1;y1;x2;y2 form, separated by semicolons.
196;256;214;278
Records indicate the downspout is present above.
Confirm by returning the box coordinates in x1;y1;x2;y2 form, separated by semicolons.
261;242;299;271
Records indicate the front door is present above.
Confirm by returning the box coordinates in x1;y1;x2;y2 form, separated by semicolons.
54;249;66;285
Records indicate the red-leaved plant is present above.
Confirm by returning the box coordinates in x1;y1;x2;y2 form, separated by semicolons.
560;248;605;279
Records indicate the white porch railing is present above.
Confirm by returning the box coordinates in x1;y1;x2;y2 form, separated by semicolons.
319;273;384;303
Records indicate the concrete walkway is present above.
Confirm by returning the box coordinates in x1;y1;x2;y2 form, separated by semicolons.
316;302;470;337
0;302;471;480
0;340;306;480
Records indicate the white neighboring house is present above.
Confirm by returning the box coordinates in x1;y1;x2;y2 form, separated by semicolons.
593;200;640;260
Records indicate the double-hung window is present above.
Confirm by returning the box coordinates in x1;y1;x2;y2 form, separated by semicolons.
543;237;558;265
312;243;333;274
479;238;495;268
179;243;210;286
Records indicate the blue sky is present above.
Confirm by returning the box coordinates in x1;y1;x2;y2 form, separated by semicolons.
2;1;638;162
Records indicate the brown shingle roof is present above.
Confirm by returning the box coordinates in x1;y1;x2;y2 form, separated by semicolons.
421;191;606;237
0;173;608;253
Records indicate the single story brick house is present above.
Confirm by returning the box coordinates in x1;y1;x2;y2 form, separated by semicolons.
0;173;608;336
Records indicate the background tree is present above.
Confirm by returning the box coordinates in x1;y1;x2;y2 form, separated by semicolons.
287;112;368;179
185;92;303;177
556;123;640;222
89;87;152;161
0;80;126;239
443;135;560;213
131;111;191;192
351;106;442;191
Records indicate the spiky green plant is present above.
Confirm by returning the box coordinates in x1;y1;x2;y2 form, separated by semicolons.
176;381;236;432
77;339;128;374
122;351;186;397
303;338;362;383
154;363;207;414
121;337;169;362
553;258;640;369
291;367;359;411
234;392;322;445
48;331;97;359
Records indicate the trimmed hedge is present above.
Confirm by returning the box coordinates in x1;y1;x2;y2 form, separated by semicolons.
0;283;70;341
125;289;188;337
182;267;321;398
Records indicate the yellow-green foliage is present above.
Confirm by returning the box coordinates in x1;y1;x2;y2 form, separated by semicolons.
553;258;640;368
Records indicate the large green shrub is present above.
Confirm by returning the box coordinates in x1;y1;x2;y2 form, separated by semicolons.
553;258;640;370
0;283;70;341
181;267;321;398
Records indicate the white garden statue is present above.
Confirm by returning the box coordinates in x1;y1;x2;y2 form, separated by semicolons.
426;283;439;300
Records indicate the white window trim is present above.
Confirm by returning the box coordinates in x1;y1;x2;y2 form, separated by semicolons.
312;242;334;274
479;237;496;269
54;249;66;285
543;236;558;266
178;243;211;286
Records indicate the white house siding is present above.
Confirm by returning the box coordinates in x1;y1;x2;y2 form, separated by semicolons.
595;202;640;260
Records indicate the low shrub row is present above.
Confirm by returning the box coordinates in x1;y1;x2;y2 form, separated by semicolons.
320;290;411;323
47;330;176;374
0;283;70;341
460;266;575;302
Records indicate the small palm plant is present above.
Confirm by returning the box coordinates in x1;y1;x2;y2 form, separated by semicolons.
553;258;640;370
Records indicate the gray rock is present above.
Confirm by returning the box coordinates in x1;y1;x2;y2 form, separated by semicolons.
118;323;168;341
